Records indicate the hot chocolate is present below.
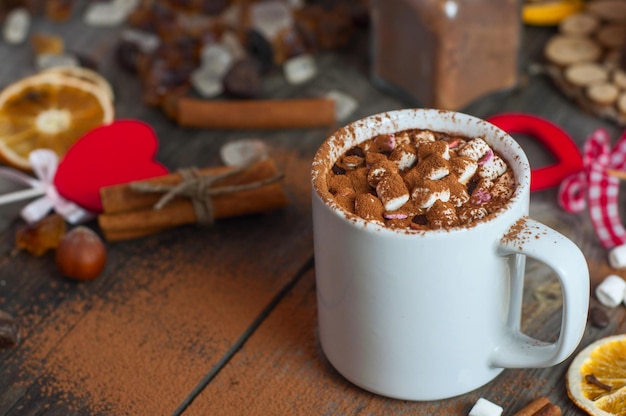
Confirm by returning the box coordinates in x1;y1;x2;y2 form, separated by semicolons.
326;128;516;230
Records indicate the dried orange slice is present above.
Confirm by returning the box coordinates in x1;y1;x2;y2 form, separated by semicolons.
566;334;626;415
43;66;115;102
0;72;114;171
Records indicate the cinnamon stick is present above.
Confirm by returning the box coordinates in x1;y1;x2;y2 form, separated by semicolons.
512;397;561;416
533;404;561;416
98;159;288;242
170;97;336;130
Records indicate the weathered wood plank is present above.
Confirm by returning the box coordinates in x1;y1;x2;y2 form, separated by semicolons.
0;4;625;415
0;6;382;415
0;150;316;415
182;261;626;416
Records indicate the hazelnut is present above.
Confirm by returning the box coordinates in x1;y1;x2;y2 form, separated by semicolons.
55;226;107;281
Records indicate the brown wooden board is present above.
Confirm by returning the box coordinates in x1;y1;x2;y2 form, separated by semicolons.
0;3;626;416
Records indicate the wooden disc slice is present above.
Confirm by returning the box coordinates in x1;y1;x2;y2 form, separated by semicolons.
614;69;626;89
565;62;609;86
559;12;600;36
587;82;619;105
587;0;626;22
595;24;626;49
544;0;626;126
545;35;603;66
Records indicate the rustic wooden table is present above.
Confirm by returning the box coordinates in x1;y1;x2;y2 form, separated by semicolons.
0;6;624;416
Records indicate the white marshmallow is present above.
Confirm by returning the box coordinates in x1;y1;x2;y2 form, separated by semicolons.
392;149;417;171
478;154;508;180
596;274;626;307
376;174;409;211
3;8;30;44
380;194;409;211
609;244;626;269
450;157;478;184
121;29;160;53
367;163;395;187
394;131;412;146
326;90;358;122
412;184;450;209
458;138;491;161
491;171;515;200
414;130;435;143
284;54;317;85
442;145;451;160
468;398;503;416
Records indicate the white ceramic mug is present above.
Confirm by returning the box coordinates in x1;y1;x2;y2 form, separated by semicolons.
311;109;589;401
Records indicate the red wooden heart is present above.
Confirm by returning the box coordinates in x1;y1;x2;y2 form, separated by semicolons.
54;120;169;212
487;113;583;192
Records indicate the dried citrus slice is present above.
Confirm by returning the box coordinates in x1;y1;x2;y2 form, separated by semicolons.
566;334;626;415
43;66;115;102
0;72;114;171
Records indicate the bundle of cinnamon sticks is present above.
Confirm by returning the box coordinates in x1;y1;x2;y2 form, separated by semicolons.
98;159;288;241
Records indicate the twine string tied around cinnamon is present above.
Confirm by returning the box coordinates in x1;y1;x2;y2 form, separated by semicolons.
129;161;284;225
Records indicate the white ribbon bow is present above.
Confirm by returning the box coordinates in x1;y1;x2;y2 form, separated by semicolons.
0;149;94;224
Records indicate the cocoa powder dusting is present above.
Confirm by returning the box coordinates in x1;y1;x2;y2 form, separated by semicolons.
326;128;517;231
7;251;252;414
4;149;313;415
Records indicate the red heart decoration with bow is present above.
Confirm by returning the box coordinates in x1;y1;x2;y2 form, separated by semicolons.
54;120;169;212
487;113;583;192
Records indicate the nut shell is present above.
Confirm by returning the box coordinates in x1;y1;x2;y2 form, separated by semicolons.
55;226;107;281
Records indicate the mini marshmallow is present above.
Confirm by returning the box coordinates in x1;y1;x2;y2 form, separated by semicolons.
354;193;384;221
412;182;450;209
609;244;626;269
417;141;450;160
470;178;494;205
450;157;478;184
384;211;409;220
458;138;491;161
447;138;466;149
376;173;410;211
446;180;470;207
596;274;626;307
425;165;449;180
389;145;417;171
373;133;396;152
427;200;459;228
395;151;417;171
341;154;364;169
491;171;515;200
471;188;491;204
458;206;489;224
3;8;30;44
478;154;508;180
416;155;450;181
367;161;397;187
468;398;503;416
413;130;436;143
394;130;412;146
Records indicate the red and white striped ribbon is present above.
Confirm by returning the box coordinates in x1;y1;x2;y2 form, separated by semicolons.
558;129;626;249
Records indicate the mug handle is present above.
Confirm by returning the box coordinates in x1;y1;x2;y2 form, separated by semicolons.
490;217;589;368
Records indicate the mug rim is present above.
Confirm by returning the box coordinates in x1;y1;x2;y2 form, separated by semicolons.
311;108;531;236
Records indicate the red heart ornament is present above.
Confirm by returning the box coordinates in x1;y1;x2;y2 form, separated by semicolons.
54;120;169;212
487;113;583;192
